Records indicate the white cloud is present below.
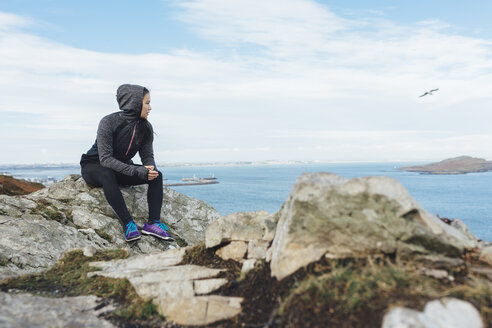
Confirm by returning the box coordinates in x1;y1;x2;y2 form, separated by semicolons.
0;12;33;30
2;3;492;163
178;0;347;54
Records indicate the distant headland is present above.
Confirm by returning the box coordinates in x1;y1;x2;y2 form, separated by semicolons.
399;156;492;174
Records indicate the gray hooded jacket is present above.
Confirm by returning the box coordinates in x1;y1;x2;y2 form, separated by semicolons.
80;84;156;180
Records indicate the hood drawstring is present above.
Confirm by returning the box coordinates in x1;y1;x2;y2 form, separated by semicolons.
126;121;139;156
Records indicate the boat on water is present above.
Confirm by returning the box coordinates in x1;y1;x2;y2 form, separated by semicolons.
182;174;217;182
182;174;198;182
164;173;219;187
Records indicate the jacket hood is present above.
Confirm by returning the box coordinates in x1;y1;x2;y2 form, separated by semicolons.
116;84;146;120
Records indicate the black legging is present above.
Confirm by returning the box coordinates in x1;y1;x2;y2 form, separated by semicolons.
81;162;163;227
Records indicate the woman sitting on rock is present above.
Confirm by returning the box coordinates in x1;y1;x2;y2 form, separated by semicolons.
80;84;173;242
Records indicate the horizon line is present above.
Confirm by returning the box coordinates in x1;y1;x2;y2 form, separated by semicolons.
0;157;480;167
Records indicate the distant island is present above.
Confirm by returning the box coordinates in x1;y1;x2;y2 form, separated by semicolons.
399;156;492;174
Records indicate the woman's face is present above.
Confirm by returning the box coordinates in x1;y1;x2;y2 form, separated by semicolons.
140;93;151;119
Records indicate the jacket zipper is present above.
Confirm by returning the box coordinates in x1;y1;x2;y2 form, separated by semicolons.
125;121;139;156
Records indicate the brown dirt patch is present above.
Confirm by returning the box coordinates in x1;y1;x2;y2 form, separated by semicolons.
180;243;242;281
0;175;45;195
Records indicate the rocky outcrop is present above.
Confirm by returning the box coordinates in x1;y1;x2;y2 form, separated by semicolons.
0;175;220;279
201;173;484;281
0;292;115;328
382;298;484;328
268;173;477;280
1;172;489;327
0;175;44;196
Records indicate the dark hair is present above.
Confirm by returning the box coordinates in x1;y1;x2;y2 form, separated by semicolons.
142;87;156;138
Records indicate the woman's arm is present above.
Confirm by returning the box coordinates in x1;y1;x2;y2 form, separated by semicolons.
97;116;148;179
139;132;157;169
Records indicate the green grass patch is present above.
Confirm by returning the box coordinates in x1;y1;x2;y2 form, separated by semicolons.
0;254;9;266
173;235;188;248
31;203;75;226
95;229;113;243
277;258;492;327
0;249;163;322
41;208;66;222
181;242;206;264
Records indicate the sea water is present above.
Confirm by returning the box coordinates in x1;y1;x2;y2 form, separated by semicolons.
1;162;491;241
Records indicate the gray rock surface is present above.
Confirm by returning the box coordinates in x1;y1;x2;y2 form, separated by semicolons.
479;245;492;266
0;292;115;328
0;215;109;279
0;175;220;279
205;211;277;248
450;218;480;243
382;298;483;328
269;173;478;280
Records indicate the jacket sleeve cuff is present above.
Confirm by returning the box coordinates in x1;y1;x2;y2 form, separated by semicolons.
135;166;148;180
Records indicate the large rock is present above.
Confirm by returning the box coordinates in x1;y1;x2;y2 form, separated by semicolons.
382;298;483;328
205;211;277;248
0;292;115;328
28;175;220;245
270;173;478;280
0;175;221;279
0;215;109;279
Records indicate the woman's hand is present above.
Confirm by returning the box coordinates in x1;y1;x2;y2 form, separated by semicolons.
145;165;159;181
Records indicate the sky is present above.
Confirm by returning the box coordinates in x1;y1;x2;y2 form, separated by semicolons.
1;0;492;164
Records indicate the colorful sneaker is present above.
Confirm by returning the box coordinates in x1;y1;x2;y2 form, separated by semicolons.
124;220;141;242
142;220;174;241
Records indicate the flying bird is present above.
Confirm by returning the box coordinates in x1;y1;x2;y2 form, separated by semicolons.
419;88;439;97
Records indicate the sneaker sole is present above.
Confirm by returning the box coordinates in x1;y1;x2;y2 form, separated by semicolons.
125;235;141;242
142;230;174;241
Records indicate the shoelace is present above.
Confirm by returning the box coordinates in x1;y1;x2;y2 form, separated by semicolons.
125;221;138;237
151;221;169;231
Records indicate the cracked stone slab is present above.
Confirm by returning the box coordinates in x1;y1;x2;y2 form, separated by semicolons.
90;264;223;282
89;247;187;272
194;278;228;295
89;263;224;300
134;280;195;299
0;292;115;328
156;295;243;325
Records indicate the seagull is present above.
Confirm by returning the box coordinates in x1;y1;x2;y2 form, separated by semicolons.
419;88;439;97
